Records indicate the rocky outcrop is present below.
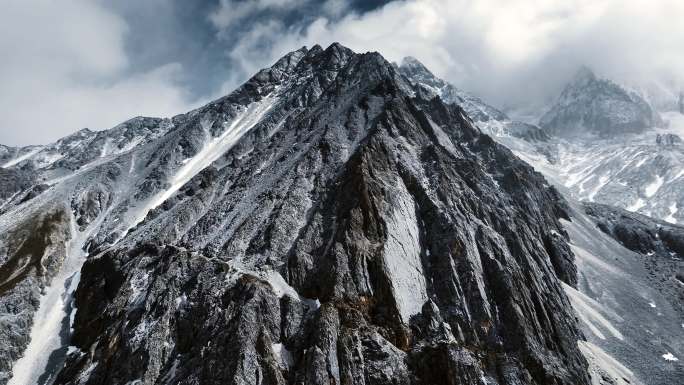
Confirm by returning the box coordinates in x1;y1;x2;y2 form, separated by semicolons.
44;44;590;385
583;202;684;263
540;67;663;138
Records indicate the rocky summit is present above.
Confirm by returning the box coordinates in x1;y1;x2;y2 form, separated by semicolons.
539;67;663;138
0;43;681;385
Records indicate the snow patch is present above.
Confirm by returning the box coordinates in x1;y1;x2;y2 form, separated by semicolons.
381;176;428;323
671;169;684;182
128;271;150;305
100;138;113;158
634;156;648;168
130;319;155;348
644;175;664;197
626;198;646;212
587;174;609;202
224;262;320;310
8;216;98;385
1;147;42;168
128;92;278;230
272;343;294;369
175;294;187;309
263;270;300;299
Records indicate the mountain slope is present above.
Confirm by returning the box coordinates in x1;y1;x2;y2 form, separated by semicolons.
57;44;588;385
507;112;684;225
1;44;592;385
1;48;306;385
399;59;684;226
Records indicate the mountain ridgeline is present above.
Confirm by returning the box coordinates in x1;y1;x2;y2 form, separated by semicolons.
2;43;675;385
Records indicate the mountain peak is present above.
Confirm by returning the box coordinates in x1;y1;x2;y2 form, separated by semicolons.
540;67;662;137
8;41;680;385
400;56;432;74
572;65;597;85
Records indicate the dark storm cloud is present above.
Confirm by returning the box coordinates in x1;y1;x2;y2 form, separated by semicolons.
103;0;394;99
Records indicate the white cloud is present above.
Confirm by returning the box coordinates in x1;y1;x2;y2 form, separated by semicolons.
232;0;684;111
0;0;199;146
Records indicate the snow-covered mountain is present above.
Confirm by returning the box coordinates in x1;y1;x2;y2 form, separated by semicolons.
539;67;663;138
400;56;684;384
0;44;681;385
515;71;684;225
513;118;684;224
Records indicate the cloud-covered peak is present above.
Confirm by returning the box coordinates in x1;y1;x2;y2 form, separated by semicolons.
572;66;597;86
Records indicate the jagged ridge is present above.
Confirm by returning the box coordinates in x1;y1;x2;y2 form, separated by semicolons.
43;44;591;385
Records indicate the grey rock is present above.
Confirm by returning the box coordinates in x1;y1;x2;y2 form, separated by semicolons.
583;202;684;315
40;44;588;385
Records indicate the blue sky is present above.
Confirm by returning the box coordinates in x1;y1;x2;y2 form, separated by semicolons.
1;0;682;145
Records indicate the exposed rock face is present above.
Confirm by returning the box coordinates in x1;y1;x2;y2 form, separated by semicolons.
540;67;663;138
52;45;588;384
2;44;592;385
0;207;71;384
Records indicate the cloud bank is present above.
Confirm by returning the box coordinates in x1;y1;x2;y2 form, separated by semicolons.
226;0;684;112
1;0;682;145
0;0;201;146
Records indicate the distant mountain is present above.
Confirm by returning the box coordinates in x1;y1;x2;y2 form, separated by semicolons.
540;67;663;138
520;69;684;225
543;127;684;224
418;65;684;226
